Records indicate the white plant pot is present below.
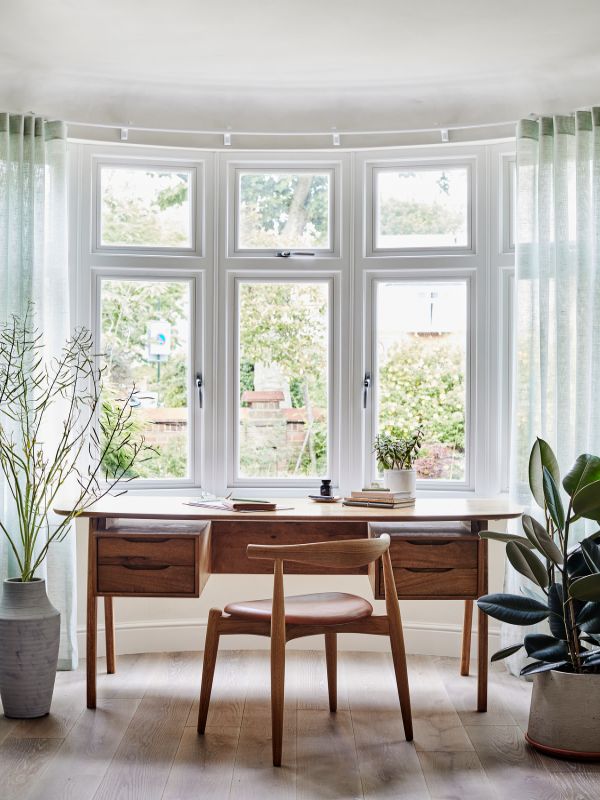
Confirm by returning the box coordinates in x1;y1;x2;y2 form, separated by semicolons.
383;468;416;497
526;670;600;759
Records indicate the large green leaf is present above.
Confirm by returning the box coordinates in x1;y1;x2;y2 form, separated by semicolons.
479;530;535;549
524;633;570;662
520;659;568;676
567;549;593;579
522;514;563;565
563;454;600;498
529;438;560;509
506;540;549;589
576;601;600;633
548;583;568;640
583;652;600;666
477;593;549;625
570;573;600;602
543;467;565;531
572;480;600;522
490;643;523;662
581;539;600;573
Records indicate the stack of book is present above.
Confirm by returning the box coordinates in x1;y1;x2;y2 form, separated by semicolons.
342;489;415;509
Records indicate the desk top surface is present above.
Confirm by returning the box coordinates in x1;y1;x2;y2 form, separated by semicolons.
55;496;521;522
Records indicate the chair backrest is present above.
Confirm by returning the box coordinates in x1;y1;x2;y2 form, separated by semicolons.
246;534;390;569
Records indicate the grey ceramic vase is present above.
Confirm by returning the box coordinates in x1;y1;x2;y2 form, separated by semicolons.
0;578;60;718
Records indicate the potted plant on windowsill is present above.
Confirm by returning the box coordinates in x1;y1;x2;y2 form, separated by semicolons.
373;427;423;497
0;312;152;719
477;438;600;759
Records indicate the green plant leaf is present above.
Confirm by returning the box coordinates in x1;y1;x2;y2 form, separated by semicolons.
547;583;568;640
529;438;560;509
581;539;600;573
570;574;600;602
576;601;600;633
572;480;600;522
520;660;568;676
506;540;549;589
567;548;593;579
490;644;523;662
523;633;570;662
543;467;565;531
479;531;535;548
522;514;563;565
563;454;600;498
477;593;549;625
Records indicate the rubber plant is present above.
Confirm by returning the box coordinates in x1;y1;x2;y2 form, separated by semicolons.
373;427;424;471
477;438;600;675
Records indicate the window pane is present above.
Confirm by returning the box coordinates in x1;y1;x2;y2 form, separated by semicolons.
375;166;469;249
99;165;193;248
238;171;331;250
100;279;191;479
238;282;329;478
376;281;467;481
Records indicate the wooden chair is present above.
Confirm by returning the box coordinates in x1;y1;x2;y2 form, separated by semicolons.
196;534;413;766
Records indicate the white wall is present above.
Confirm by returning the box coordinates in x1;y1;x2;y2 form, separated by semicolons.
75;519;506;659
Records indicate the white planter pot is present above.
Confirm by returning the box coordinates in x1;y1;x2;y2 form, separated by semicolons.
526;670;600;759
383;468;416;497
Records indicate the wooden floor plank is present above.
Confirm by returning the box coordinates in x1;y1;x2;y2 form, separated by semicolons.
22;699;139;800
434;657;517;728
418;750;496;800
162;726;239;800
91;653;196;800
0;737;63;800
186;649;248;730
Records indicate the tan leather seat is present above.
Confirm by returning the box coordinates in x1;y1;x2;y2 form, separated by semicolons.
225;591;373;625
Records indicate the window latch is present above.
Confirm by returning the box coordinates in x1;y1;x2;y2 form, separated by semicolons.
276;250;315;258
362;372;371;409
195;372;203;409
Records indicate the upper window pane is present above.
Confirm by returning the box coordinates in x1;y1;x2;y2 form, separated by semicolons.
237;170;331;250
375;280;467;481
99;165;193;249
374;166;470;250
100;278;192;480
237;281;329;479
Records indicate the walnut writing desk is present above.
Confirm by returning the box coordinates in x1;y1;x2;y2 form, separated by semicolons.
56;497;521;712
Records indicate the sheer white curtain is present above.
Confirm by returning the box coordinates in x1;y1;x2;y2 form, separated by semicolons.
0;113;77;669
503;110;600;673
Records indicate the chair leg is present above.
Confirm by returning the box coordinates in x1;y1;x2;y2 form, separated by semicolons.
461;600;473;676
324;632;337;712
197;608;222;734
387;613;413;742
271;616;286;767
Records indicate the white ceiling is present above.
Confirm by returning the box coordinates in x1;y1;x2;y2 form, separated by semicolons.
1;0;599;138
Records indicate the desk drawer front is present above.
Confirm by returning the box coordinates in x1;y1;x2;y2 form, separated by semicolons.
97;564;196;595
97;536;195;567
393;567;478;597
390;539;477;569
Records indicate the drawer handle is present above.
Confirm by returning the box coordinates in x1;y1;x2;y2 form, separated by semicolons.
122;537;171;544
122;563;171;571
404;567;454;574
405;540;452;546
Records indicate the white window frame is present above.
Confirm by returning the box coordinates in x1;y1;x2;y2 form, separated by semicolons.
226;272;340;489
365;158;477;258
223;155;344;260
363;271;476;492
92;157;205;257
92;268;203;489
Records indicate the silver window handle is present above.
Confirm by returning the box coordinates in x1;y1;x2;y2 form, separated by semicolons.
363;372;371;409
196;373;203;409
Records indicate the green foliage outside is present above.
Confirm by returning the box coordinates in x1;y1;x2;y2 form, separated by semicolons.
378;335;465;479
379;199;463;237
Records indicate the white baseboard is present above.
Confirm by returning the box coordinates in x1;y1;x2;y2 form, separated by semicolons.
78;618;500;659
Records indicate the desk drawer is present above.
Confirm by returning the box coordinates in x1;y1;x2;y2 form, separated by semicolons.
390;539;477;569
392;567;478;597
96;535;198;596
97;564;196;595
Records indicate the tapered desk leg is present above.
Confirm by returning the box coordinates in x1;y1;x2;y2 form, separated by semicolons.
87;520;98;709
460;600;473;676
104;597;116;674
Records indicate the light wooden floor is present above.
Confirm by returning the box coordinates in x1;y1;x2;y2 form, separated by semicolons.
1;650;599;800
